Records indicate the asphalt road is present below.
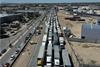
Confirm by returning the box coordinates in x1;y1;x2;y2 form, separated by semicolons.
0;15;44;65
0;24;27;52
0;15;42;52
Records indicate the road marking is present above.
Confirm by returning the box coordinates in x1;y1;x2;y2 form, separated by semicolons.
1;32;25;59
22;30;28;36
29;26;32;30
0;16;42;62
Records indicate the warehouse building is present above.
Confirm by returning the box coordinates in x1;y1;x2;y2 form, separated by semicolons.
0;14;23;39
81;22;100;42
0;14;23;24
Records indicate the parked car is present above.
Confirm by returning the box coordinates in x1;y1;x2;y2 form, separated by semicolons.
1;49;7;54
0;53;2;56
15;50;20;54
10;54;15;61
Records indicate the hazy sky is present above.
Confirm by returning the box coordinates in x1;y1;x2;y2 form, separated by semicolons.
1;0;100;3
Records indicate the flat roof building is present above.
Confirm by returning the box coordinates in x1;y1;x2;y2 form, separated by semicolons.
81;23;100;42
0;14;22;24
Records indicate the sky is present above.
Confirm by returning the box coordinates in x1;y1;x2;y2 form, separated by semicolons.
0;0;100;3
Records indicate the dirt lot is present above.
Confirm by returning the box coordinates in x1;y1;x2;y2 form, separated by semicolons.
70;42;100;65
57;10;85;38
58;10;100;66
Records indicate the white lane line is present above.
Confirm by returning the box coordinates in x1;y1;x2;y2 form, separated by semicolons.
0;31;26;59
29;26;32;30
0;20;38;60
22;30;28;36
0;48;10;59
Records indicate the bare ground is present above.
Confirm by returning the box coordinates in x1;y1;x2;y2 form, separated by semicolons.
57;10;100;66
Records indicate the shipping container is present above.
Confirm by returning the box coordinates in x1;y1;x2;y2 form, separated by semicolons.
45;39;52;66
48;37;52;41
45;27;49;34
47;42;52;56
62;49;71;67
37;42;46;66
46;56;52;63
54;45;60;66
54;28;57;33
48;31;52;37
58;28;63;37
44;63;52;67
59;37;64;44
42;34;47;42
60;43;64;49
53;33;59;45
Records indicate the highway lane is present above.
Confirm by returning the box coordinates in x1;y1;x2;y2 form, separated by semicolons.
0;24;33;64
0;14;45;65
0;15;43;52
0;24;27;52
0;14;44;53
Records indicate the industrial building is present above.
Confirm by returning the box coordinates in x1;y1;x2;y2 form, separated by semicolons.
81;22;100;42
0;14;23;24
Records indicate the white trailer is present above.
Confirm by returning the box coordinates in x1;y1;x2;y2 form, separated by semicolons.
59;37;64;44
54;45;60;66
42;34;47;42
62;49;71;67
47;42;52;56
37;42;46;66
46;41;52;66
